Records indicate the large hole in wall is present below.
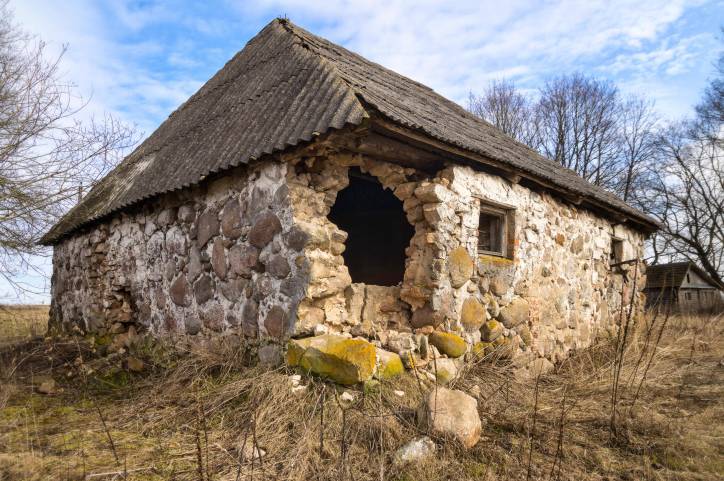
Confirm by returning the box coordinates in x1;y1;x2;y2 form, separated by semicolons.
328;168;414;286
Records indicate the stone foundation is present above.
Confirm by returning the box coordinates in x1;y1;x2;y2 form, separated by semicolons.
49;132;647;372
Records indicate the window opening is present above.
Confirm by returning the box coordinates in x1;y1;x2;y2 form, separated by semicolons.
327;168;414;286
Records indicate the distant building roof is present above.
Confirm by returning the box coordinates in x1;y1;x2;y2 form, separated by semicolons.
41;19;658;245
646;261;722;290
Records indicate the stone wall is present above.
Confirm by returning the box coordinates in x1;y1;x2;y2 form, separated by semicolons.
49;137;647;370
282;148;646;370
49;160;308;342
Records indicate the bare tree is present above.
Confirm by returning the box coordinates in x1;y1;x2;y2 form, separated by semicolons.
535;74;622;188
645;123;723;285
616;96;659;203
467;80;539;147
0;0;137;294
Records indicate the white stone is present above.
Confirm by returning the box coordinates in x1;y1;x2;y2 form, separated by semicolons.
393;437;436;465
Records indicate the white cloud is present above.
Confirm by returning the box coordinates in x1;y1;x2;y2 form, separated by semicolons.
3;0;718;302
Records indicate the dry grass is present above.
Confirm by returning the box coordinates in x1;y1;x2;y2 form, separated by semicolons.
0;305;49;347
0;312;722;481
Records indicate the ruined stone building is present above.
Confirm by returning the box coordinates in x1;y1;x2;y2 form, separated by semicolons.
42;19;658;372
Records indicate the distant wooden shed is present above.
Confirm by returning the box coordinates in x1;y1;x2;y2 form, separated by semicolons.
645;262;723;313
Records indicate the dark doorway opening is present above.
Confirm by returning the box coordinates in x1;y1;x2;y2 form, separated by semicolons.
328;168;414;286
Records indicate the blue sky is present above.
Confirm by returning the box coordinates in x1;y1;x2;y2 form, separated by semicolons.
4;0;723;303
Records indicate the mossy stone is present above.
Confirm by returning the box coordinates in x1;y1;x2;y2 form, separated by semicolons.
429;331;467;358
298;335;377;385
472;341;493;358
376;349;405;380
480;319;503;342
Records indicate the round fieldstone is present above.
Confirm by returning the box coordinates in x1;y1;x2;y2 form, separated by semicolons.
280;276;305;299
489;276;508;296
248;212;282;248
200;302;224;332
266;255;291;279
170;274;192;306
157;207;176;227
194;274;215;304
229;244;260;277
211;238;227;280
264;305;288;338
184;314;201;335
284;225;309;251
166;226;187;255
241;300;259;337
220;198;243;239
220;278;246;301
460;297;485;331
177;204;196;223
498;298;530;328
480;319;503;342
411;304;438;328
196;209;220;247
187;246;202;281
448;246;474;288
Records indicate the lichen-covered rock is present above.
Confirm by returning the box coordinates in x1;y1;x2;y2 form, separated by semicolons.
429;331;467;358
480;319;503;342
448;247;473;288
417;387;482;448
472;341;492;358
375;349;404;380
291;334;377;385
498;297;530;328
460;297;485;331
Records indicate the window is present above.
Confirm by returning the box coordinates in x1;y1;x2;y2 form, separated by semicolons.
610;238;624;264
477;203;512;257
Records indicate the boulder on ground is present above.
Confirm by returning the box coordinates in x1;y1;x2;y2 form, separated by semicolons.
418;387;482;449
429;331;467;358
375;349;405;380
287;335;377;385
393;436;436;465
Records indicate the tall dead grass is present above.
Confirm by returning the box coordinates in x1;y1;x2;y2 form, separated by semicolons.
1;311;722;480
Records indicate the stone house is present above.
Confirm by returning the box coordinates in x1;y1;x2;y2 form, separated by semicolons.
42;19;658;370
645;262;723;314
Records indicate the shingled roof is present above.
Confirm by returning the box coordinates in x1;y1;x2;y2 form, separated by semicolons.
646;262;722;290
41;18;658;244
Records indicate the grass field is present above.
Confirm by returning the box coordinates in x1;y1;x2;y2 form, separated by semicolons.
0;305;48;347
0;309;721;480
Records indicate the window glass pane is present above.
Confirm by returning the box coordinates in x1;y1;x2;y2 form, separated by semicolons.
479;212;503;254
